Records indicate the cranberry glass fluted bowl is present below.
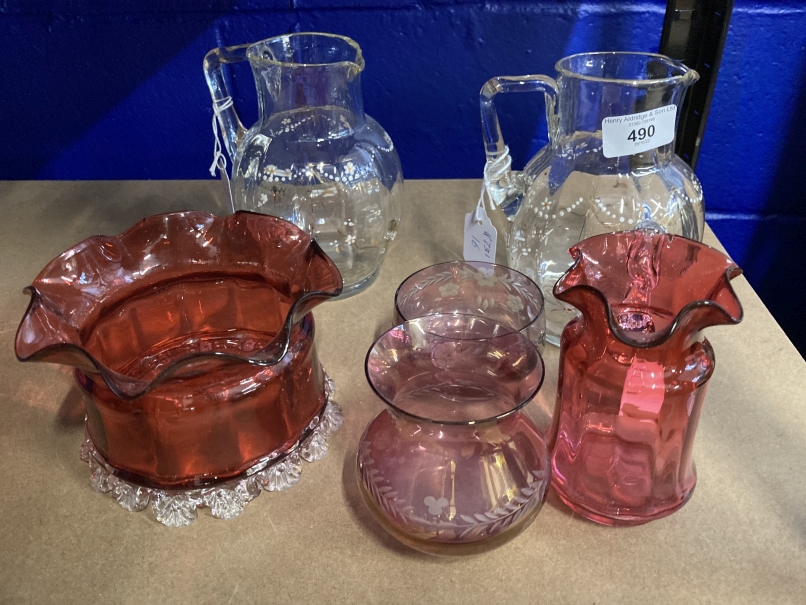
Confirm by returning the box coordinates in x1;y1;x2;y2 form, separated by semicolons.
15;211;343;492
395;261;546;352
551;230;743;525
358;315;549;555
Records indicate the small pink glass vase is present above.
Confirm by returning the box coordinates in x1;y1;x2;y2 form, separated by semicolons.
15;211;344;526
551;230;743;526
395;261;546;352
358;314;549;555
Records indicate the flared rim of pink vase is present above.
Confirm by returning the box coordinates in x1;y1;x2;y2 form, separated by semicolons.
365;314;545;426
394;260;545;329
553;230;744;348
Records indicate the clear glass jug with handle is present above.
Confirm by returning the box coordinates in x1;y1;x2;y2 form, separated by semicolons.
480;52;703;345
204;32;403;297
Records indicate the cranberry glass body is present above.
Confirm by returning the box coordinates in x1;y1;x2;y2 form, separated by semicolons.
550;230;743;525
15;211;343;490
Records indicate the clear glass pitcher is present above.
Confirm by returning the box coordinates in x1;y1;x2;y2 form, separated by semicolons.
204;32;403;296
480;52;703;345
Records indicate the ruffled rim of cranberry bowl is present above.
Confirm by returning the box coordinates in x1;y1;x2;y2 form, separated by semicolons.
14;210;343;399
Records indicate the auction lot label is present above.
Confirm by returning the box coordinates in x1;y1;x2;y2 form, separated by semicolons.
602;105;677;158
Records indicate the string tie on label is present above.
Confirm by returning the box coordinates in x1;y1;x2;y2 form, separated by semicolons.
478;145;512;219
209;96;234;177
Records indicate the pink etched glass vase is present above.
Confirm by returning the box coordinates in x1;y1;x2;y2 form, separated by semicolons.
551;230;743;525
357;314;549;555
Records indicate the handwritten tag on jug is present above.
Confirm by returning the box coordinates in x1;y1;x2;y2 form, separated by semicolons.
463;205;497;263
602;105;677;158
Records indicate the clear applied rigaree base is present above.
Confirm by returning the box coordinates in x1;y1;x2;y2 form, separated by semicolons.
80;376;343;527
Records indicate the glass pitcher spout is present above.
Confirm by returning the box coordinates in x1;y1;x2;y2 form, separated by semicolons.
14;211;343;399
204;32;366;159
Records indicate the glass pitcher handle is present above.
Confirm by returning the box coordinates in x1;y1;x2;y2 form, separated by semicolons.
203;44;250;161
479;75;559;214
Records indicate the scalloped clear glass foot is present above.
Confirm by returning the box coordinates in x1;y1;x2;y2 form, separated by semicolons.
79;376;342;527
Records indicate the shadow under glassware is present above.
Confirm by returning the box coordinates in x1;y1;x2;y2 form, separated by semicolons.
204;32;404;298
551;229;743;526
15;211;344;526
357;314;549;556
394;261;546;353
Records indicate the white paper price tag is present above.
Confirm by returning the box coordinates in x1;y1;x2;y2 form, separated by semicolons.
602;105;677;158
463;204;497;263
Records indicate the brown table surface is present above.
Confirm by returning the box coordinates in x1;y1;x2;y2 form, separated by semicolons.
1;179;804;605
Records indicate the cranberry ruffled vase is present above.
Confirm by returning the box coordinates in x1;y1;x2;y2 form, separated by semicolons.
550;230;743;526
15;211;344;526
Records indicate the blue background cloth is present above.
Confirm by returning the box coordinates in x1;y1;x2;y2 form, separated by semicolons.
3;0;805;354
